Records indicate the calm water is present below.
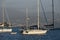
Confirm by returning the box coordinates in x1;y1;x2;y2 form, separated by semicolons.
0;29;60;40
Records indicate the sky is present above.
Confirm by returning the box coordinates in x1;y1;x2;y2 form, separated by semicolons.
0;0;60;28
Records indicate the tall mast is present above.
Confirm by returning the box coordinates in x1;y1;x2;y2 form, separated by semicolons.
37;0;40;29
26;8;29;30
2;0;5;25
52;0;54;28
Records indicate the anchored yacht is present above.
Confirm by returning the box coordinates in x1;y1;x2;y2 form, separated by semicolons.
0;0;12;33
22;0;47;35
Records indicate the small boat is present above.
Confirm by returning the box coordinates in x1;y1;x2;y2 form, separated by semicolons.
0;1;12;33
0;22;12;33
10;32;17;34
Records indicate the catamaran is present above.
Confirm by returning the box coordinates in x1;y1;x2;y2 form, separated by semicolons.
22;0;47;35
0;0;12;32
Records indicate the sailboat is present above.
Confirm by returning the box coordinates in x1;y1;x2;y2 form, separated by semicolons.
44;0;54;29
22;0;47;35
0;0;12;32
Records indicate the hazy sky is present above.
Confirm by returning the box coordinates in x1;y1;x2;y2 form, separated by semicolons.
0;0;60;27
0;0;60;13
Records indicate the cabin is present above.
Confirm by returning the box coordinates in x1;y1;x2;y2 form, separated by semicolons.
29;25;38;29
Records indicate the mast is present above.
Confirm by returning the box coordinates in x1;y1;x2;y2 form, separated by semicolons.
37;0;40;29
52;0;54;28
2;0;5;26
26;8;29;30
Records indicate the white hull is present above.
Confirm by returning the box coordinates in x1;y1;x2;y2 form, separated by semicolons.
0;29;12;32
22;30;47;35
10;32;17;34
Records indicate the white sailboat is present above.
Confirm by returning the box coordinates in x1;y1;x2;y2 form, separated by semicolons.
22;0;47;35
0;0;12;32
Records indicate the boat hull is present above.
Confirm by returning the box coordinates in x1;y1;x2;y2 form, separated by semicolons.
22;30;47;35
0;29;12;32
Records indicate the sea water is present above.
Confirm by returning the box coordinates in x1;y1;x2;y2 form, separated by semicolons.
0;29;60;40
